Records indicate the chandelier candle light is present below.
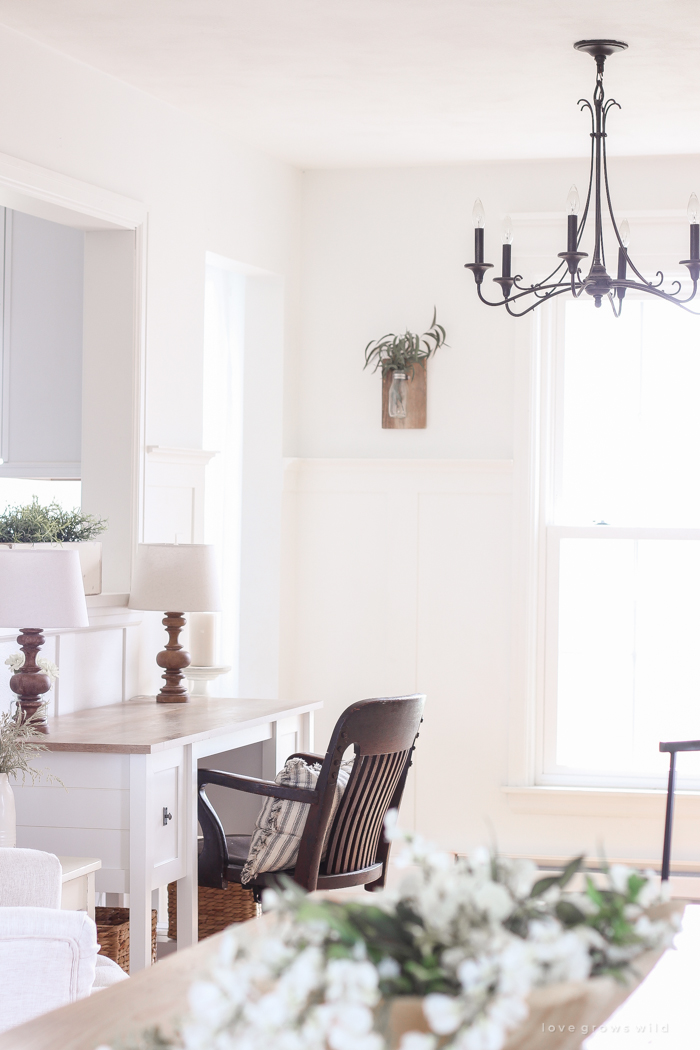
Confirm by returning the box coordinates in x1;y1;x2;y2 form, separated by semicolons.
465;40;700;317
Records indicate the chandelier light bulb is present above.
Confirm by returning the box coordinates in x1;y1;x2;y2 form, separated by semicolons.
619;219;630;248
688;193;699;224
502;216;513;245
472;198;485;229
566;185;580;216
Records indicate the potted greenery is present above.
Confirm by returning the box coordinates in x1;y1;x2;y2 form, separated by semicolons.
0;498;107;595
364;309;447;429
0;707;56;846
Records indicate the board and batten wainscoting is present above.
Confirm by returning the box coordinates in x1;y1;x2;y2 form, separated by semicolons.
280;458;514;846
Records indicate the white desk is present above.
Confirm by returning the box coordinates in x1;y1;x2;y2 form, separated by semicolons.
58;856;101;918
13;696;320;972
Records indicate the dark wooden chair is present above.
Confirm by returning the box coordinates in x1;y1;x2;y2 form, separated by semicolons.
659;737;700;881
198;693;425;895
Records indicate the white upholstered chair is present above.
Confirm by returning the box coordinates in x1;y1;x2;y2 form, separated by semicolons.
0;847;127;1034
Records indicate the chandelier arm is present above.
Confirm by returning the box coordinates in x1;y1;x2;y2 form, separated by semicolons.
591;63;606;273
476;278;572;309
504;285;574;318
577;108;596;244
571;271;588;297
607;292;622;318
600;116;659;290
614;279;700;314
510;258;571;293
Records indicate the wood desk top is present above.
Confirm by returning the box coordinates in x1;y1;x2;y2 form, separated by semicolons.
41;696;322;754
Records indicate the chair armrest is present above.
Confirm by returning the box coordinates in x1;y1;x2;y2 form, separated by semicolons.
660;739;700;753
287;752;326;765
198;768;319;804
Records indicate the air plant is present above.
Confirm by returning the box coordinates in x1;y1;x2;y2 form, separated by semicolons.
363;308;447;378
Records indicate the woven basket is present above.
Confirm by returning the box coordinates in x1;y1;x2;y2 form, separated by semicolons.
95;906;157;973
168;881;260;941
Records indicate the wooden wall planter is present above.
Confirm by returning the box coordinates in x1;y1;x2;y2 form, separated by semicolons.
381;363;427;429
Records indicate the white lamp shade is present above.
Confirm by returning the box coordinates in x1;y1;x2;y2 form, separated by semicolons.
0;549;89;628
128;543;221;613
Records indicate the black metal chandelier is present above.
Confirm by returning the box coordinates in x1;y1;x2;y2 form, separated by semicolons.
464;39;700;317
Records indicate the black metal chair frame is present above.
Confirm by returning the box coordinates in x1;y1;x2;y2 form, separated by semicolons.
659;737;700;881
198;693;425;895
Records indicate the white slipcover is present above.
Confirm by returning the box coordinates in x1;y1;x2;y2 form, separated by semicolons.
0;907;97;1032
0;847;62;908
0;845;128;1027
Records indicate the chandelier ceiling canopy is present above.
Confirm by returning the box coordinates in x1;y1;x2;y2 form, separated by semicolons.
465;40;700;318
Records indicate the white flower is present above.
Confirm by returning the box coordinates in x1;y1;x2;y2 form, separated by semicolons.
325;959;379;1006
383;808;400;840
454;1016;506;1050
377;957;401;980
504;859;537;899
398;1034;437;1050
609;864;632;894
423;994;463;1035
188;979;233;1028
636;873;662;910
37;656;59;685
472;882;513;923
487;994;528;1028
5;652;24;672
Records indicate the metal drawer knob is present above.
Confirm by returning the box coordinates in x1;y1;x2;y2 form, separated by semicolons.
163;807;173;826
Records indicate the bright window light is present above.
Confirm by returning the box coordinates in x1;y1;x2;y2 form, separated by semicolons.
0;478;81;515
559;300;700;527
547;299;700;785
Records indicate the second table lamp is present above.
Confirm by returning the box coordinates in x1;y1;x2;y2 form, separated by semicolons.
128;543;221;703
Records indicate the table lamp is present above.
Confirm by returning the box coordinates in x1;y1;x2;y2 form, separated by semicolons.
0;548;89;731
128;543;221;703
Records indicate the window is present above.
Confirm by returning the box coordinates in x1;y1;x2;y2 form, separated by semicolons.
541;299;700;788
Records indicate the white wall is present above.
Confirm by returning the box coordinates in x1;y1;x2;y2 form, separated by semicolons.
283;155;700;866
0;23;300;701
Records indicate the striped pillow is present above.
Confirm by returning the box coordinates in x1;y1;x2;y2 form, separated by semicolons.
240;757;353;885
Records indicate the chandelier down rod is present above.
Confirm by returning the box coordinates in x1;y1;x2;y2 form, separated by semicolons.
464;40;700;317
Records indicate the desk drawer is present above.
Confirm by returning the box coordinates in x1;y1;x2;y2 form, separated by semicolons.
147;749;185;887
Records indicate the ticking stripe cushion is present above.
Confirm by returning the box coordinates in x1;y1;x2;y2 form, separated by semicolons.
240;757;353;884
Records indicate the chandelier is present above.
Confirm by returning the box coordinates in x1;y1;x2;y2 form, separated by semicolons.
464;39;700;317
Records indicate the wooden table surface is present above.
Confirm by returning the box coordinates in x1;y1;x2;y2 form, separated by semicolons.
40;696;323;753
0;921;239;1050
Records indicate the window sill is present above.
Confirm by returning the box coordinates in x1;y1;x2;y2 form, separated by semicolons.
503;785;700;818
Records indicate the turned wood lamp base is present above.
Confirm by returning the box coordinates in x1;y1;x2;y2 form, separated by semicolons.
156;612;191;703
10;628;51;732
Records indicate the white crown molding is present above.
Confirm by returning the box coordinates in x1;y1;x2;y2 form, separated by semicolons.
0;150;147;230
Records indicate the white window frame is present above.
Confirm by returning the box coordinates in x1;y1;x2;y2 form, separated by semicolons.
534;295;700;790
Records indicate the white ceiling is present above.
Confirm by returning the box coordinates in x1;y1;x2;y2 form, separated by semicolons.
0;1;699;168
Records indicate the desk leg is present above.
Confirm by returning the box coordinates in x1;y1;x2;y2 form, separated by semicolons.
301;710;315;753
177;743;198;951
129;755;154;973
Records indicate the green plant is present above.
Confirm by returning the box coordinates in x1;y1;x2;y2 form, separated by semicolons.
0;706;58;782
0;497;107;544
363;308;447;377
